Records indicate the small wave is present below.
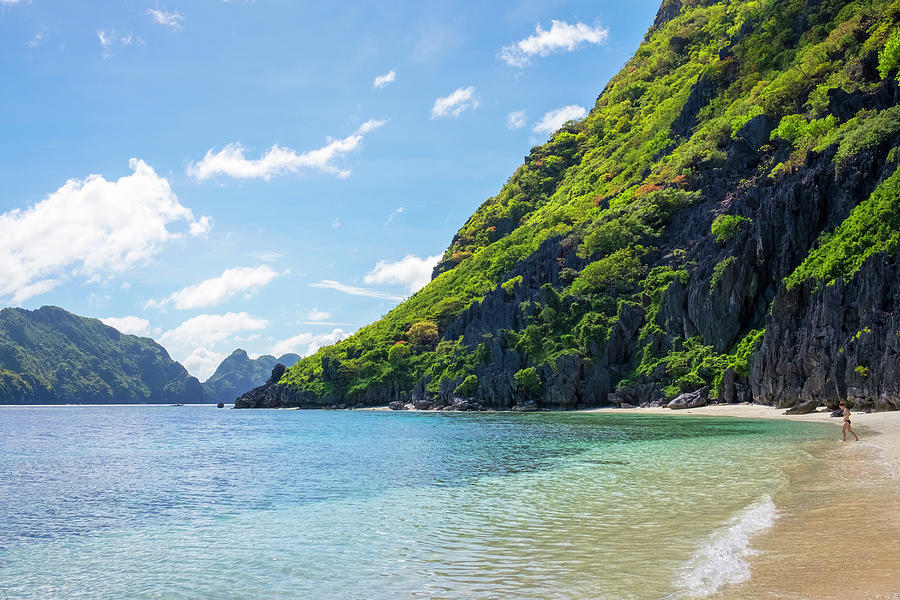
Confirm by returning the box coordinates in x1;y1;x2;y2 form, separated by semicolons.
673;495;778;598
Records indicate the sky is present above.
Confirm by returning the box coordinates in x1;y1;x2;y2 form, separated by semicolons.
0;0;661;380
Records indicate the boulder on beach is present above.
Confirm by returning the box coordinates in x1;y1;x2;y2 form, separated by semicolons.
667;387;709;410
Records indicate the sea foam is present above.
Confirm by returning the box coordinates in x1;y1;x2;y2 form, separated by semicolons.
673;495;778;598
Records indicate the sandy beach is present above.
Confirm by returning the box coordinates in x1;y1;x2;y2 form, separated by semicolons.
582;404;900;599
370;402;900;598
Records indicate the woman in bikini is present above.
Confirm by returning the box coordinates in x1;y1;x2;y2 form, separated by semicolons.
839;401;859;441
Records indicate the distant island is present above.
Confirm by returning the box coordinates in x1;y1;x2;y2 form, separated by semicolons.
238;0;900;412
0;306;204;404
0;306;293;405
203;349;299;406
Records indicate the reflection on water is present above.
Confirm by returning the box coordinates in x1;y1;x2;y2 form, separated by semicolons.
0;406;841;599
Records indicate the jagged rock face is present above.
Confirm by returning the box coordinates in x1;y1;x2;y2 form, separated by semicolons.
238;0;900;411
202;349;300;405
752;247;900;410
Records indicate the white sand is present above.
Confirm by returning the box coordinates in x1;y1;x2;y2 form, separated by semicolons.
582;402;900;469
583;403;900;598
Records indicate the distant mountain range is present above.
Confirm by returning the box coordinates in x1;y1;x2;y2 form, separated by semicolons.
202;349;300;405
0;306;298;405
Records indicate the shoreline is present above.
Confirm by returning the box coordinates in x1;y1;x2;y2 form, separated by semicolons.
369;401;900;597
585;403;900;598
581;402;900;470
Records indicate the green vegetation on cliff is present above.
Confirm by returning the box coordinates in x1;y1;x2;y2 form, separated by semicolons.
270;0;900;409
0;306;203;404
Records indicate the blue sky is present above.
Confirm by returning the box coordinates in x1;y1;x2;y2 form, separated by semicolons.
0;0;660;379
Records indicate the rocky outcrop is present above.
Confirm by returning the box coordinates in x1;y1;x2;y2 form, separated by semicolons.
752;247;900;410
234;364;295;409
236;1;900;412
667;387;708;409
202;349;300;405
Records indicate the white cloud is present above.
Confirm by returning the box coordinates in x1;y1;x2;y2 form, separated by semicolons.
307;308;331;321
331;217;341;228
309;280;405;301
100;316;152;337
270;328;348;358
188;119;385;181
384;207;403;225
160;312;269;349
507;110;527;130
147;265;280;310
27;33;42;48
373;69;396;88
431;87;479;119
0;158;210;304
147;7;183;30
189;215;213;236
159;312;268;376
182;347;226;381
364;254;441;293
1;1;24;4
532;104;587;135
499;20;609;67
98;29;135;57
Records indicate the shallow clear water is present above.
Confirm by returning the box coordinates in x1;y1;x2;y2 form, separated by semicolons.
0;406;833;599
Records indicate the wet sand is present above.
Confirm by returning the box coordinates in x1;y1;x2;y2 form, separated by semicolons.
584;404;900;599
366;402;900;597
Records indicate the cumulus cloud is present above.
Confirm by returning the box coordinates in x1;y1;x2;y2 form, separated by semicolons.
364;254;441;293
160;312;269;349
431;87;479;119
269;328;348;358
146;265;280;310
309;280;405;301
507;110;526;130
373;69;396;88
147;7;183;30
532;104;587;135
187;119;386;181
99;316;152;337
499;20;608;67
0;159;211;305
182;347;226;381
159;312;268;378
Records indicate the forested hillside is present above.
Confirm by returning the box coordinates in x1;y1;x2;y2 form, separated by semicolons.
239;0;900;411
0;306;204;404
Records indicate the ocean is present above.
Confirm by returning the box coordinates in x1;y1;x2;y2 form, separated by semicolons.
0;405;835;599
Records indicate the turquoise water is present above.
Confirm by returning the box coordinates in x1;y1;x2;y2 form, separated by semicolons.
0;406;832;599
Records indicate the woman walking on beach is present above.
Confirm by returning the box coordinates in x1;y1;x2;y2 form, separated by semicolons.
839;401;859;441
